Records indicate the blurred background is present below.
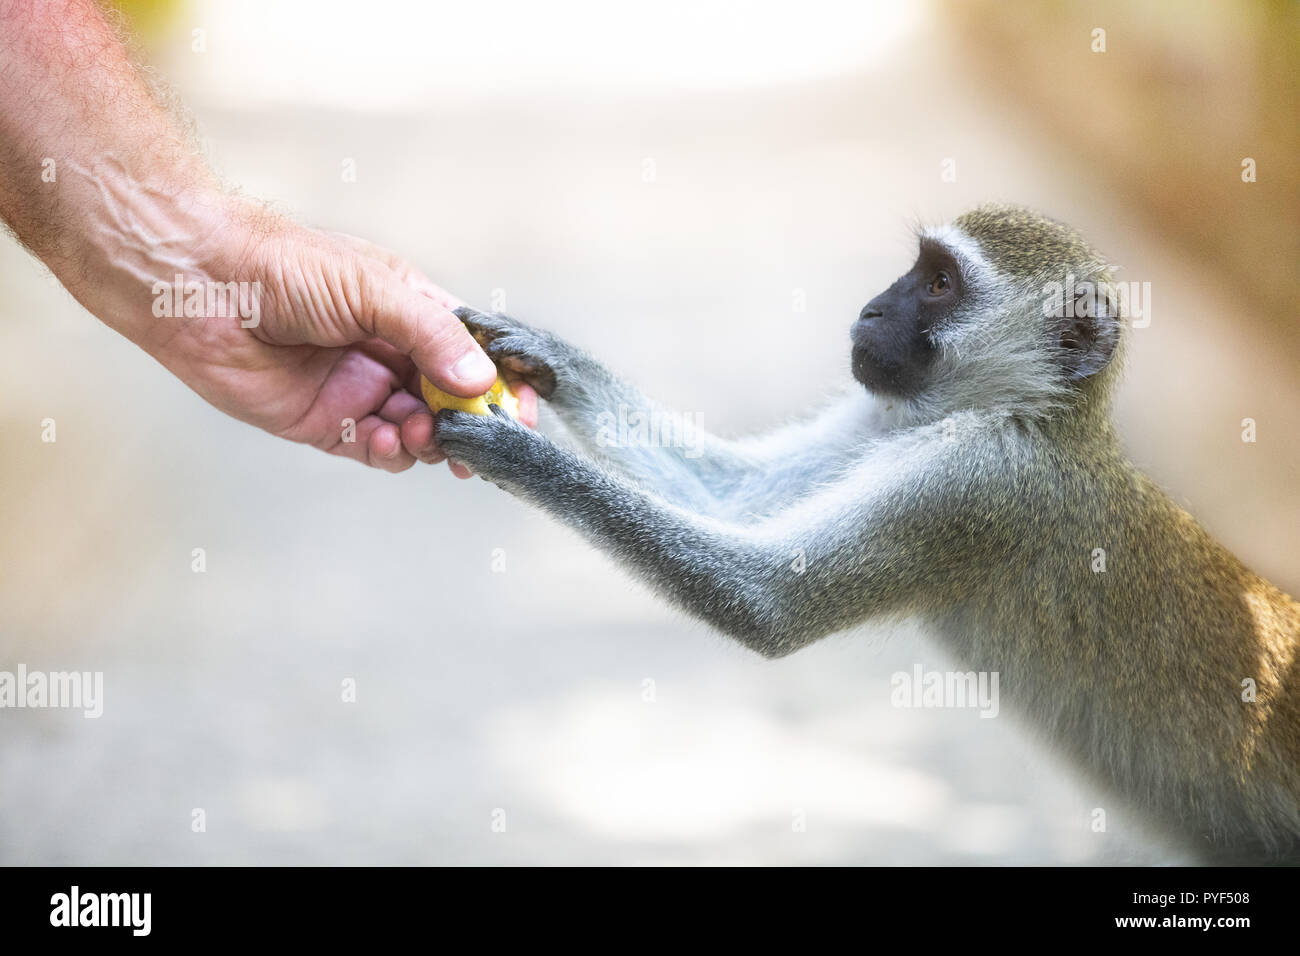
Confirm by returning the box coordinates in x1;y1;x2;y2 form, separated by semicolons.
1;0;1296;864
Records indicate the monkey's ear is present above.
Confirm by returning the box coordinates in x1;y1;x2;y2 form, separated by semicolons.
1057;284;1121;380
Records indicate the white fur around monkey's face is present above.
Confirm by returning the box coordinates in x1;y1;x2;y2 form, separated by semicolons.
857;205;1124;427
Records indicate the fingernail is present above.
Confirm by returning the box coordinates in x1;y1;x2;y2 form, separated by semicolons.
451;349;496;386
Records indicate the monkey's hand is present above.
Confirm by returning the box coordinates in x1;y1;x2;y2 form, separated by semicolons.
433;404;561;491
450;305;719;506
453;306;571;401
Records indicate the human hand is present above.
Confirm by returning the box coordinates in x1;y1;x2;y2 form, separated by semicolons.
0;1;535;474
83;193;537;474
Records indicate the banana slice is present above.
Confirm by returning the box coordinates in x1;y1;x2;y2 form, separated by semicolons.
421;373;520;419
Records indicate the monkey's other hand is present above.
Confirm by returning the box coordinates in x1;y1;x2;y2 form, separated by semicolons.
433;405;556;489
453;306;566;400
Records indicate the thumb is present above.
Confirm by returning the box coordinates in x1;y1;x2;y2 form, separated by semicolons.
358;264;497;396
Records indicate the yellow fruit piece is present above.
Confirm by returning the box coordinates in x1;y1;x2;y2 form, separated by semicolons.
421;373;520;420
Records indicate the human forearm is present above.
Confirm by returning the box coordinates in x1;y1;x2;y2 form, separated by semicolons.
0;0;243;353
0;0;218;259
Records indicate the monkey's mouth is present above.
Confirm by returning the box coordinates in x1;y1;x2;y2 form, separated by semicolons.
851;345;910;397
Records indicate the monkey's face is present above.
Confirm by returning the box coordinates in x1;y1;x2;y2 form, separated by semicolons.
850;240;960;398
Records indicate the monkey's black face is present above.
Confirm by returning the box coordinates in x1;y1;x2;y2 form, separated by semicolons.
851;241;961;398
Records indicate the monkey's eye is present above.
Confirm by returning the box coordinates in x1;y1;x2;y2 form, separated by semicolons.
927;272;951;296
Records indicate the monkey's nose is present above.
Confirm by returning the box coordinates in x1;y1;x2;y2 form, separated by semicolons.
852;309;883;342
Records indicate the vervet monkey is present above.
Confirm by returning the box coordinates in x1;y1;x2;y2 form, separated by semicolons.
434;204;1300;862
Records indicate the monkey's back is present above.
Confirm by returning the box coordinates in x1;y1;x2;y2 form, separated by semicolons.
937;426;1300;859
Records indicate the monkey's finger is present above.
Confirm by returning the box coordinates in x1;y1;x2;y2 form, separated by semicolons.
432;410;478;480
496;354;557;399
453;305;490;326
452;305;526;348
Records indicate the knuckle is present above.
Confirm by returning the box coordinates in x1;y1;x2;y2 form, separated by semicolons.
423;313;473;354
348;260;390;333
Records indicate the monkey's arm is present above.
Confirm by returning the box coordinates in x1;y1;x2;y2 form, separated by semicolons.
455;307;891;519
435;407;1001;657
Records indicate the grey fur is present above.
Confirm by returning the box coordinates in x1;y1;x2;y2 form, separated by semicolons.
435;205;1300;862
